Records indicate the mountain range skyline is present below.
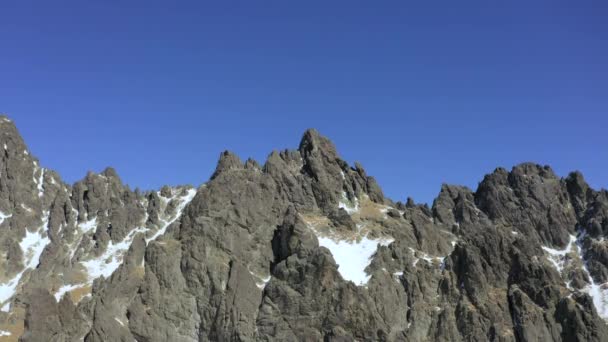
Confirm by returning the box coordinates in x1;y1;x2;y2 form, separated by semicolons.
1;115;607;341
2;1;606;205
5;113;607;206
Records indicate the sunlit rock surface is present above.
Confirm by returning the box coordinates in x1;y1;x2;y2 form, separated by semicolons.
0;116;607;341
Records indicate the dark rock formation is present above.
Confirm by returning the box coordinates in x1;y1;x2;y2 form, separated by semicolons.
0;116;606;341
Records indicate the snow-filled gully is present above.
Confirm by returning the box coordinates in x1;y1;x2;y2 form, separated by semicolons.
55;188;197;302
0;211;51;311
542;233;608;320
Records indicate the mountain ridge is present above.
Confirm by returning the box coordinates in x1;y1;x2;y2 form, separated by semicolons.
0;115;607;341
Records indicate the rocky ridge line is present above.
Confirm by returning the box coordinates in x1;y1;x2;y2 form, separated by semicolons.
0;115;606;341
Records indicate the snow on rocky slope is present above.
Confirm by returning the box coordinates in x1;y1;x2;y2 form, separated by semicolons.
0;116;608;341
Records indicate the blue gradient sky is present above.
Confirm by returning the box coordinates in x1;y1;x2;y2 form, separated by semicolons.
1;1;607;204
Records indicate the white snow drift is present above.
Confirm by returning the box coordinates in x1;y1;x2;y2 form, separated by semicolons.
338;191;359;215
542;233;608;320
55;188;197;302
316;233;393;285
0;211;50;310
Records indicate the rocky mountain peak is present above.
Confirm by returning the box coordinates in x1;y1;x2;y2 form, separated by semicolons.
211;150;244;180
0;116;606;341
298;128;339;160
0;116;26;151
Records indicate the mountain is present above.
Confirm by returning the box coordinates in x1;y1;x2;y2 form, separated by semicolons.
0;115;607;341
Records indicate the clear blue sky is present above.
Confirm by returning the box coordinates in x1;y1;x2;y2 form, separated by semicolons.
1;1;606;204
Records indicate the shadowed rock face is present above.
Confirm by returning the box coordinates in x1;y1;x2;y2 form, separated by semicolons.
0;115;607;341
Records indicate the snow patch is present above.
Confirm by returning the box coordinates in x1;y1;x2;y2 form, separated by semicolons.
145;188;197;243
0;211;50;306
54;284;86;302
80;187;196;282
574;233;608;320
256;276;271;289
583;280;608;320
314;231;393;286
249;271;271;289
379;207;388;219
115;317;125;327
20;218;51;270
409;247;446;268
541;235;576;273
338;191;359;215
0;330;10;337
81;226;147;280
542;233;608;320
79;217;97;234
0;211;11;225
34;168;45;197
0;275;20;309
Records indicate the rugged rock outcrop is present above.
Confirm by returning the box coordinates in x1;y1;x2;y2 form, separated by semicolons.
0;115;607;341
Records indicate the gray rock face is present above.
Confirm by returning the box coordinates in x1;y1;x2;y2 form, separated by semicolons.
0;115;607;341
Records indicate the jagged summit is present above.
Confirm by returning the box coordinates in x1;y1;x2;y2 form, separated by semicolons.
0;115;607;341
211;150;244;180
0;116;26;151
298;128;339;158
